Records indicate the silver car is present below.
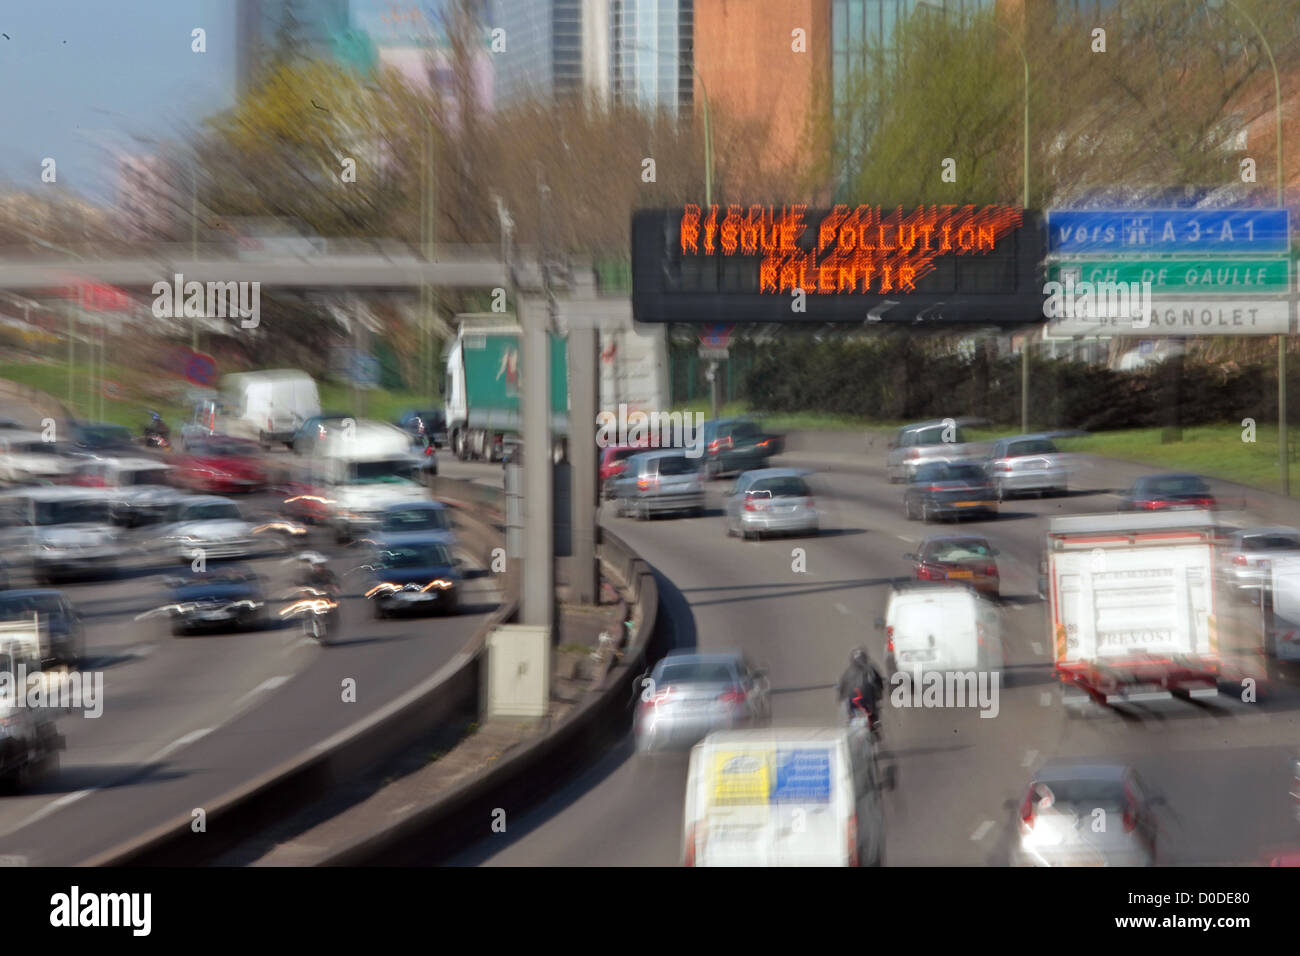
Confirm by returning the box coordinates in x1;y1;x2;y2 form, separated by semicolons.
1218;526;1300;601
885;420;979;483
723;468;819;540
613;450;705;520
984;434;1069;500
635;651;770;754
1011;762;1159;867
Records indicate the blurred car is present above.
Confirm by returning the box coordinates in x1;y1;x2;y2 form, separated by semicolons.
159;495;274;563
157;566;270;637
0;588;84;666
635;650;770;754
1117;473;1217;512
1011;762;1159;867
612;450;705;520
599;444;650;499
364;535;461;618
905;534;1000;597
683;725;884;867
723;468;819;540
170;436;267;494
697;418;784;480
984;434;1068;500
66;421;135;456
371;500;456;547
1216;526;1300;601
397;409;448;448
0;486;123;583
886;420;980;483
0;419;25;430
903;461;997;523
882;582;1004;677
290;413;351;456
70;455;180;526
0;430;73;484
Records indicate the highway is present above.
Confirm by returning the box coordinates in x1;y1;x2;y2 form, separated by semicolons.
447;449;1300;867
0;404;500;865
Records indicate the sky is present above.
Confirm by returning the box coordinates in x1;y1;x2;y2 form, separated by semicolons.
0;1;238;202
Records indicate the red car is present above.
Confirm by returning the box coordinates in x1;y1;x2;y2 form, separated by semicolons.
600;444;651;499
905;534;1001;598
171;437;267;494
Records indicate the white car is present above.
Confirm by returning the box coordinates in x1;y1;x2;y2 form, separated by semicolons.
159;496;273;562
72;456;181;526
0;486;123;583
1011;762;1159;866
0;430;73;484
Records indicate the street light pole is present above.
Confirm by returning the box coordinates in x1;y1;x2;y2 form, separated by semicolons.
1219;0;1288;494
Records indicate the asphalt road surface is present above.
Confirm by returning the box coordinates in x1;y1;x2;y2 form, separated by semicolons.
445;450;1300;867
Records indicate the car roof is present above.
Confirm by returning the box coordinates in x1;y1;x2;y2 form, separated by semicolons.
630;449;690;462
1032;761;1131;784
997;433;1057;445
1237;526;1300;538
698;727;850;746
1135;472;1205;482
890;582;980;602
737;468;811;480
0;429;50;443
920;533;992;544
2;486;118;501
176;495;239;507
662;650;743;664
381;499;446;511
374;533;454;549
87;456;169;470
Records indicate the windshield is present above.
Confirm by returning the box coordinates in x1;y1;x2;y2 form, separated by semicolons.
748;477;810;498
656;659;737;685
940;465;987;483
1005;439;1058;457
183;503;241;522
123;468;168;486
376;543;454;569
381;507;451;532
1138;476;1210;496
34;499;112;525
1243;533;1300;552
924;538;994;561
349;459;417;483
655;456;697;476
1032;777;1128;809
13;441;57;455
913;425;966;446
80;426;131;448
0;593;65;617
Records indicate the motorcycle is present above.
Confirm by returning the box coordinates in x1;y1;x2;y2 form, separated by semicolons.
144;432;172;452
280;586;339;644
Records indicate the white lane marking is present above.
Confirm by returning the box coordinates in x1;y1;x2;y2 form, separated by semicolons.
1022;749;1039;768
1040;692;1054;706
146;727;215;764
833;603;850;615
894;534;912;542
1030;642;1043;655
231;676;290;711
9;789;96;831
0;855;27;866
970;820;995;841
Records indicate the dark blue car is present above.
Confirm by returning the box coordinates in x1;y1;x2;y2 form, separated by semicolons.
162;566;269;636
365;534;461;619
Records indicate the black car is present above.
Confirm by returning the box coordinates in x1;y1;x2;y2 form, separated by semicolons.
0;588;85;666
697;418;785;480
397;409;448;449
904;462;998;523
365;535;461;618
1116;473;1217;512
160;566;269;636
67;421;136;456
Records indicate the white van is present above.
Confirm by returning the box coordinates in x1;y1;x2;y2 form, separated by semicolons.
312;420;426;541
883;583;1005;677
683;726;885;867
220;370;320;448
0;487;123;582
0;430;72;484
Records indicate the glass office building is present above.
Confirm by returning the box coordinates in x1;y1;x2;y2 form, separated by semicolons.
611;0;694;117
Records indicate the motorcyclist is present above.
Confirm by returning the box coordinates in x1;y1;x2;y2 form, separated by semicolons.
294;552;339;594
144;412;170;442
837;646;885;728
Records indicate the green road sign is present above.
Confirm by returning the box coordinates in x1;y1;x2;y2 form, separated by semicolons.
1049;258;1289;294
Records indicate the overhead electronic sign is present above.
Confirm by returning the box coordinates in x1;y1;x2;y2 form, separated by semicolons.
632;205;1048;324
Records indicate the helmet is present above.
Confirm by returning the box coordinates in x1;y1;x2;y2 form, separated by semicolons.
150;411;161;422
296;551;328;567
850;646;869;667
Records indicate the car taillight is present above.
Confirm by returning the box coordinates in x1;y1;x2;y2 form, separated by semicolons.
906;449;920;459
995;461;1013;472
718;686;746;705
1140;500;1166;510
847;813;859;867
637;476;657;491
885;627;894;654
1193;497;1215;507
707;437;733;454
983;564;997;577
1123;806;1137;833
424;445;434;457
1019;791;1036;829
756;439;770;448
1233;554;1249;566
926;485;945;492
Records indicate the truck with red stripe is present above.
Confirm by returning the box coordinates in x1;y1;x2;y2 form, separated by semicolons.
1046;512;1220;712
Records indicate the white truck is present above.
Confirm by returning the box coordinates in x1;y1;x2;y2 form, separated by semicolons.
217;370;321;448
1259;555;1300;676
444;308;668;463
1046;512;1220;711
0;616;65;790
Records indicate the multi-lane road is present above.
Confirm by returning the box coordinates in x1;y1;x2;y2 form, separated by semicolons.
0;403;500;864
447;449;1300;867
